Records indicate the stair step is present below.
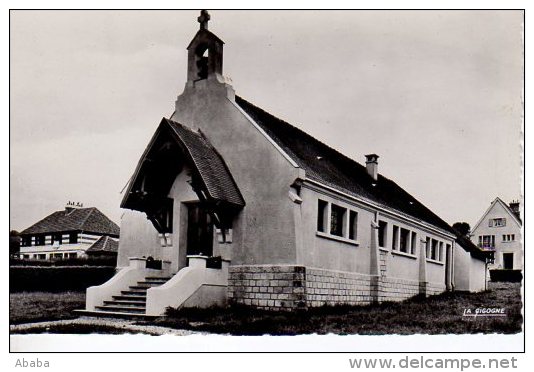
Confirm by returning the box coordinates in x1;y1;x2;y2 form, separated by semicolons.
129;286;150;290
145;276;171;281
121;290;147;295
132;283;153;288
138;280;167;286
96;305;146;314
104;300;146;306
113;295;146;301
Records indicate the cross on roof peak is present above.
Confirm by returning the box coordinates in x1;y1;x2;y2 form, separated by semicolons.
198;10;210;30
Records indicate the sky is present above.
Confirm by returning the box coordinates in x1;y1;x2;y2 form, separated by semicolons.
9;10;523;232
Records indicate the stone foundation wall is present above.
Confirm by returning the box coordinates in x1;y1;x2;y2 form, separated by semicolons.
228;265;306;311
305;267;374;306
228;265;447;311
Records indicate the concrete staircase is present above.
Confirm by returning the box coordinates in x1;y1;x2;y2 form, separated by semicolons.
75;276;171;318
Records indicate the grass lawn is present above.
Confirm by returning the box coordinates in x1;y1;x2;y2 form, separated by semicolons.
10;291;86;325
151;282;522;335
10;283;522;335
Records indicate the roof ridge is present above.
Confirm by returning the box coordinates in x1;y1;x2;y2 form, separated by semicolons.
79;207;96;231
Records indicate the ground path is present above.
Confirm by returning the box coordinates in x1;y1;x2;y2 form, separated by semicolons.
10;316;201;336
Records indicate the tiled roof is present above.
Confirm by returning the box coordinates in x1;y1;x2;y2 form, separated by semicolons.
165;119;245;207
86;235;119;253
121;118;245;211
21;207;120;236
235;96;457;235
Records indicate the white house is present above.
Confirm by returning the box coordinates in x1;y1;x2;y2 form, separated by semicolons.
471;197;522;271
19;202;120;260
81;11;490;317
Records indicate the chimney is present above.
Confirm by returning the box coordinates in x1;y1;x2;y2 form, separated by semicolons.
365;154;379;181
509;200;521;221
65;201;83;213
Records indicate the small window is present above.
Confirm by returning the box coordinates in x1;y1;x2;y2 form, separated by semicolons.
22;254;30;259
392;225;399;250
438;242;444;261
410;231;417;255
330;204;346;237
490;218;506;227
399;228;410;253
317;200;328;233
52;233;62;245
21;236;32;247
68;252;77;259
38;254;46;260
35;235;45;246
426;237;431;258
378;221;388;248
69;232;78;244
511;234;515;241
348;211;358;240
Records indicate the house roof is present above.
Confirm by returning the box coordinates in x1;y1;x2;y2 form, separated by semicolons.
235;96;457;235
471;197;522;233
86;235;119;253
121;118;245;212
455;233;491;261
166;119;245;207
21;207;120;236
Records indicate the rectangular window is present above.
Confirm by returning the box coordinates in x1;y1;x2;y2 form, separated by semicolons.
399;228;410;253
490;218;506;227
503;234;507;242
392;225;399;250
21;236;32;247
348;211;358;240
378;220;387;248
511;234;515;241
431;239;438;260
426;237;431;258
68;252;77;259
330;204;346;237
439;242;444;261
69;232;78;244
52;253;63;259
35;235;45;246
52;233;62;245
410;231;417;255
38;254;46;260
480;235;495;249
317;200;328;233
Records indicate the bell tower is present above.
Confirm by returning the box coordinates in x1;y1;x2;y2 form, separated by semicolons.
186;10;224;83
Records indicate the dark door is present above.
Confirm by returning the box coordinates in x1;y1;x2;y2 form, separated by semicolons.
187;204;213;257
503;253;514;270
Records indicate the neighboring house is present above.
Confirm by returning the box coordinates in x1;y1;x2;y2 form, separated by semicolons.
85;236;119;258
19;203;120;260
471;197;522;271
82;11;490;316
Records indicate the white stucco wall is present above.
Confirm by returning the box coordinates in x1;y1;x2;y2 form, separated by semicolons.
116;210;161;268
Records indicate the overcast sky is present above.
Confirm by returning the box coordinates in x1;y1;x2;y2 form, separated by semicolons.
10;10;523;231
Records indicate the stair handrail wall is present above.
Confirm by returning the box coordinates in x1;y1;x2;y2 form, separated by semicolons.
86;257;169;311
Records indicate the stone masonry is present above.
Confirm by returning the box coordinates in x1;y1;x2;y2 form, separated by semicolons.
228;265;446;311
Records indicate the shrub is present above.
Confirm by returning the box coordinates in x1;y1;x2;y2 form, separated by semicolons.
10;266;116;292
